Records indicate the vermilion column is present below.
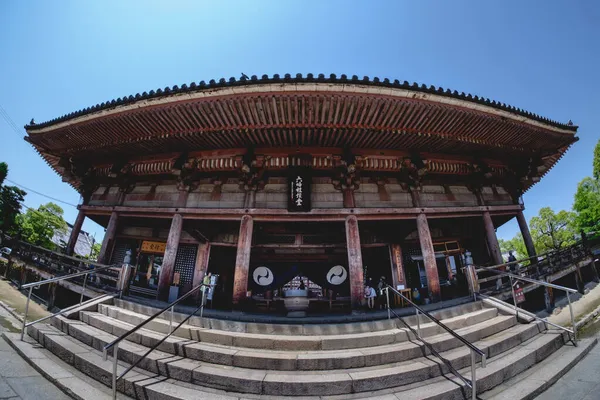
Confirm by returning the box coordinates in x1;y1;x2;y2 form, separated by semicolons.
417;213;441;302
192;242;211;300
516;211;537;263
157;214;183;301
389;244;406;288
232;215;254;304
345;215;365;308
66;210;85;256
97;212;118;264
483;211;503;265
343;189;356;208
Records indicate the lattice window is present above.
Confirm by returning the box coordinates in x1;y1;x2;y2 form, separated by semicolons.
174;244;197;285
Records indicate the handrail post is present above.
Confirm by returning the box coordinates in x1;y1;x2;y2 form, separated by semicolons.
169;306;174;334
80;273;88;305
470;349;477;400
200;285;205;324
566;291;577;346
416;309;421;337
509;275;518;320
20;286;33;341
112;342;119;400
386;287;391;320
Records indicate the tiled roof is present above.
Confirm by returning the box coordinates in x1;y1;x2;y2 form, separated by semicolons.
25;73;577;131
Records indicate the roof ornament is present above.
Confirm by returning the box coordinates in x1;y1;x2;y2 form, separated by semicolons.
30;118;35;125
241;73;249;81
567;120;574;126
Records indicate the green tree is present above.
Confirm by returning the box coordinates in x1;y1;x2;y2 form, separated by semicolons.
499;234;528;260
0;185;26;233
0;162;7;186
573;177;600;234
17;202;68;249
594;139;600;181
529;207;576;252
89;242;101;261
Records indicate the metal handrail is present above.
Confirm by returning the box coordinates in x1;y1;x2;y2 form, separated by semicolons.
103;283;209;400
385;285;486;400
20;263;122;340
473;267;578;346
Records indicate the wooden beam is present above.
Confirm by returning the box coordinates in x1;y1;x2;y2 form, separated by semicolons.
232;215;254;304
157;214;183;301
97;211;118;264
345;215;365;308
417;213;441;302
66;210;86;256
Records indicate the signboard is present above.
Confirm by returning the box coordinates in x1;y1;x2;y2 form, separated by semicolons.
288;167;312;212
141;241;166;254
514;286;526;304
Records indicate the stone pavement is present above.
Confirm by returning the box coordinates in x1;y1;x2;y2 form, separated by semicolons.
538;320;600;400
0;306;70;400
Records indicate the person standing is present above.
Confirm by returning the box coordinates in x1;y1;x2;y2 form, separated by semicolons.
377;276;387;309
364;284;376;310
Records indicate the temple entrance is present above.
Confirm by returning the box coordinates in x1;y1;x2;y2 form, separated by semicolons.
205;245;236;309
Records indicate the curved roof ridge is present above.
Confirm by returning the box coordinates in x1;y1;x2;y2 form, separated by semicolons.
25;73;578;131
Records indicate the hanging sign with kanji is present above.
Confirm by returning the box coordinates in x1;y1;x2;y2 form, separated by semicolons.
141;241;167;254
288;167;312;212
514;284;526;304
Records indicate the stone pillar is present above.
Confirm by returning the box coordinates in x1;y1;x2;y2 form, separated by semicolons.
157;214;183;301
544;277;555;313
343;189;356;208
232;215;254;305
482;211;503;266
389;244;406;288
575;266;585;294
417;213;441;302
192;242;211;300
66;210;86;256
345;215;364;308
516;211;537;263
97;212;118;265
47;282;58;311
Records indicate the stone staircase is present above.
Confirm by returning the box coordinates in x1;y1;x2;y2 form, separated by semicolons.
17;298;596;399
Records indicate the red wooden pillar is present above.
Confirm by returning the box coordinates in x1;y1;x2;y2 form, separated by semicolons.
232;215;254;305
192;242;211;300
66;210;85;256
343;189;356;208
97;212;118;265
417;213;441;303
345;215;364;308
389;244;406;288
483;211;503;265
516;211;537;262
157;214;183;301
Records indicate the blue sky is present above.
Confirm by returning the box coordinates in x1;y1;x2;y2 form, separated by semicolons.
1;0;599;243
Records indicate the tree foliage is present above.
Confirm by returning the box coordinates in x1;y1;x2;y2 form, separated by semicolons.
16;202;68;249
0;162;7;187
573;177;600;234
499;234;528;260
529;207;576;253
0;185;26;233
594;139;600;181
501;207;576;260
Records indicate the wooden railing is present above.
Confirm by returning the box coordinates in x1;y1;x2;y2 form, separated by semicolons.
1;234;121;294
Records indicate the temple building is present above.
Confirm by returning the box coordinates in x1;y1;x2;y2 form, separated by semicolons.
24;74;578;311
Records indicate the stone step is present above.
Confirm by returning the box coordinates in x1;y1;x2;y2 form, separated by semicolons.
94;303;499;350
395;330;576;399
77;310;516;370
32;316;549;396
114;297;486;335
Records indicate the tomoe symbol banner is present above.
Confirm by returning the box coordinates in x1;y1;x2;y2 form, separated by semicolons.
327;265;348;285
253;266;274;286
